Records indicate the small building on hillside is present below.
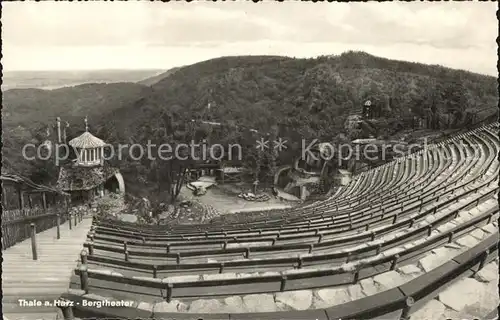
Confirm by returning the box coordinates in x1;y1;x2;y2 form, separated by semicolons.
300;142;333;174
362;100;382;119
187;161;221;182
333;169;352;186
56;119;125;204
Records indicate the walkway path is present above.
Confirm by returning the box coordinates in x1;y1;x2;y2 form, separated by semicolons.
2;216;92;320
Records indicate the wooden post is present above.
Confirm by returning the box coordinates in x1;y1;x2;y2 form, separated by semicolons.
390;254;399;270
18;189;25;214
80;264;89;293
64;196;69;212
400;297;415;320
353;270;360;283
166;283;173;303
280;275;287;292
152;265;157;278
56;214;61;239
1;186;7;208
69;213;72;230
60;303;74;320
42;192;47;211
478;250;489;271
81;250;88;265
30;223;38;260
74;213;77;226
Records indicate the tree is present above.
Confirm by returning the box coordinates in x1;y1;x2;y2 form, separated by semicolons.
131;107;196;207
266;125;279;186
440;77;469;128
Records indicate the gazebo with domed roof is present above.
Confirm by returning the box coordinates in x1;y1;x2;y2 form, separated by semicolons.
56;117;125;204
69;118;107;167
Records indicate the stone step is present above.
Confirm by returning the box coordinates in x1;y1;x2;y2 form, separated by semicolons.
2;312;60;320
2;294;64;304
2;302;60;314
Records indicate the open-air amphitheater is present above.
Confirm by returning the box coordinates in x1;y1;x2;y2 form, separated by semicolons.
2;122;499;320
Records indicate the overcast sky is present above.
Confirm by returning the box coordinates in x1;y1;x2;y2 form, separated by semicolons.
3;2;497;75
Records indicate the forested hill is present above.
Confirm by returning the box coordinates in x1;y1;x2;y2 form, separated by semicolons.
2;51;498;184
105;51;498;143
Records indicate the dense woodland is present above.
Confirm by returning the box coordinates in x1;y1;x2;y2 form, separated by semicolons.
2;51;498;199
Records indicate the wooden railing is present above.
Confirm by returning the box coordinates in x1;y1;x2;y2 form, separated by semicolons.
1;206;69;250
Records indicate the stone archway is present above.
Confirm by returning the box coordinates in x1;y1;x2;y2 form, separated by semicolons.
103;171;126;195
274;165;292;187
114;172;125;194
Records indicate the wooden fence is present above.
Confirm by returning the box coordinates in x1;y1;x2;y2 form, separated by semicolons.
1;207;69;250
1;173;71;250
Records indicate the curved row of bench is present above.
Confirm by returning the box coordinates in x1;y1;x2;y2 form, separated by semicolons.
61;228;499;319
58;123;499;319
93;124;496;236
86;126;497;248
92;129;493;241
